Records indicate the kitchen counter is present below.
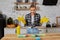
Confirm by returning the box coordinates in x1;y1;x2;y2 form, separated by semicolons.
5;26;46;29
4;27;60;35
4;27;46;35
1;33;60;40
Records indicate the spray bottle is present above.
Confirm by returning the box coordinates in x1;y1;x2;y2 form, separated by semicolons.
16;25;21;35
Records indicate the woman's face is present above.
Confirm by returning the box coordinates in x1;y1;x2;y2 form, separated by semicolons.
30;7;36;14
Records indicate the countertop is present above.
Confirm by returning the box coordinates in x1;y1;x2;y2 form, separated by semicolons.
1;33;60;40
5;26;46;29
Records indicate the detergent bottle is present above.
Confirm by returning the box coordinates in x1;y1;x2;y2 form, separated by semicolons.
16;25;21;35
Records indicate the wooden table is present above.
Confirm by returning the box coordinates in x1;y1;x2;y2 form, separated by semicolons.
1;33;60;40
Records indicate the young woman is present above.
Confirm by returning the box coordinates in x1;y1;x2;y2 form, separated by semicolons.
25;5;41;26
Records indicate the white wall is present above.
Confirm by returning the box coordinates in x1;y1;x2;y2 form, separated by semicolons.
0;0;60;24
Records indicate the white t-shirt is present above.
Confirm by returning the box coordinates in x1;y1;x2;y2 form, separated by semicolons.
31;15;34;24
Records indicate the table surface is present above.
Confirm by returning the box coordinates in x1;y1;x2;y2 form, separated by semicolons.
1;33;60;40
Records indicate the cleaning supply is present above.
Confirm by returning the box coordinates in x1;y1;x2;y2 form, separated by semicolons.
46;21;51;28
27;27;33;34
16;25;21;35
17;16;26;25
36;37;40;40
18;35;26;38
37;34;46;37
27;27;39;34
40;16;49;24
21;16;26;25
31;34;35;38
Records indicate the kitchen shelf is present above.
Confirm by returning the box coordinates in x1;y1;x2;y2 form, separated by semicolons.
14;2;39;5
14;1;39;11
15;8;29;11
15;8;39;11
14;6;40;11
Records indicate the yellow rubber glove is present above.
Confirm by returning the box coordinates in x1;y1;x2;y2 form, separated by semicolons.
17;16;26;25
18;16;22;22
21;16;26;24
40;16;49;24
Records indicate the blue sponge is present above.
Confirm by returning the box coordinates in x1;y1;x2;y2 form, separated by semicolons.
36;37;40;40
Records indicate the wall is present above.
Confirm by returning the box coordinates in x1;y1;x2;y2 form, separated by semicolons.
0;0;60;24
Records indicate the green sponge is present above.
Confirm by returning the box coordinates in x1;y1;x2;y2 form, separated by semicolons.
18;35;26;38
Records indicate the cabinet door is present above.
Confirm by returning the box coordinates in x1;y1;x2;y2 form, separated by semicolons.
47;28;60;33
4;28;27;35
4;28;16;35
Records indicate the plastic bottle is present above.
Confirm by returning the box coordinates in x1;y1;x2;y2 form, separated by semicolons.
16;25;21;35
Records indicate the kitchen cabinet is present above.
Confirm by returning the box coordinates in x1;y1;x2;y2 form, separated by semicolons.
4;28;16;35
4;28;27;35
4;27;60;35
46;28;60;33
4;27;46;35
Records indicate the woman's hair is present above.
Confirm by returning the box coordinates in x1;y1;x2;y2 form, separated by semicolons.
30;3;36;9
